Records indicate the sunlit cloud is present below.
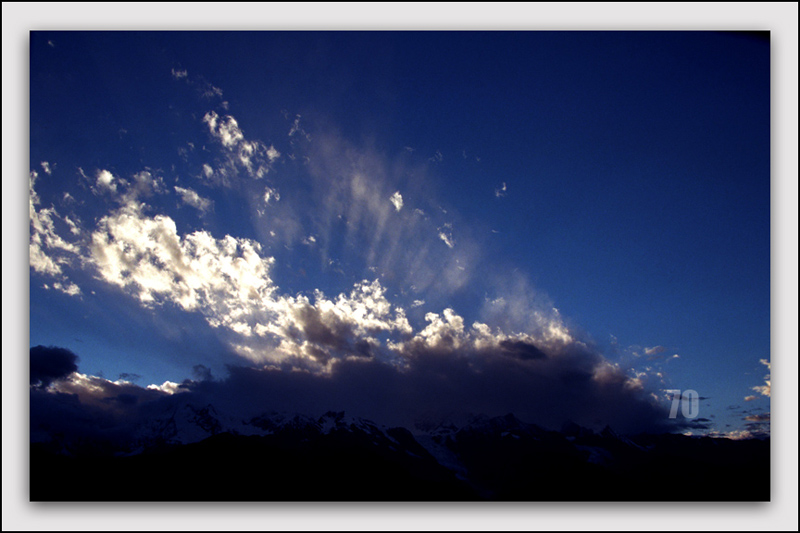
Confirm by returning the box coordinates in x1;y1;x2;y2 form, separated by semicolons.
390;191;404;212
92;169;119;195
202;110;280;184
175;186;213;215
749;358;771;398
29;171;82;285
49;371;169;410
288;113;311;141
147;380;189;395
438;224;455;248
263;186;280;204
201;82;223;99
50;281;81;296
721;429;754;440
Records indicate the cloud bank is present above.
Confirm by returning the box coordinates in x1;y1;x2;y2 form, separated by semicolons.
31;338;676;445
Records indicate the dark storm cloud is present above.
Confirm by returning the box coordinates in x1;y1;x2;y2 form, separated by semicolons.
30;345;79;387
687;418;712;430
192;364;214;382
290;300;362;357
28;355;660;460
180;342;678;435
34;339;679;450
498;339;548;361
30;387;139;451
112;393;139;406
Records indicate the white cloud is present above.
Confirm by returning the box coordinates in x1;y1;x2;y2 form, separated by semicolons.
253;279;413;369
413;308;467;351
204;111;244;148
63;215;81;235
48;372;167;409
175;186;213;215
52;281;81;296
147;381;188;394
89;203;276;327
86;169;166;206
390;191;404;212
171;68;188;79
41;161;52;175
389;303;565;366
288;114;311;141
201;82;223;99
266;145;280;162
203;111;280;182
438;225;455;248
750;358;770;398
122;171;166;204
719;429;754;440
263;186;280;204
29;170;82;282
93;169;119;195
495;182;507;198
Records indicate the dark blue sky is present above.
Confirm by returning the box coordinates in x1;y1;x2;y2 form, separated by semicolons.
28;30;771;437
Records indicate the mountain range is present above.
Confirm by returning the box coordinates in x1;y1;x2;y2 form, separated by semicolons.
30;401;770;501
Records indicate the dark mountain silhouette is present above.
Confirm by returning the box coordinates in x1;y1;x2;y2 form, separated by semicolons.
30;406;769;501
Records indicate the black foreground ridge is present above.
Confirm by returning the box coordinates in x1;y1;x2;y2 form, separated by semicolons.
30;408;769;501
